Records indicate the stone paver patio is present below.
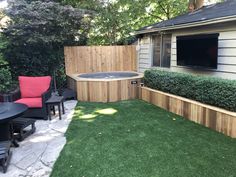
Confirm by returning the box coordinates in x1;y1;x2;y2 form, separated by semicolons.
0;100;77;177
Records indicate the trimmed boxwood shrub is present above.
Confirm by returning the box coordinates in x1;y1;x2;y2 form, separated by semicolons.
144;69;236;112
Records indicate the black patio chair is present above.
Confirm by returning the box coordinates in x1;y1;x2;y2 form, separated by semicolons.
14;76;52;120
12;118;36;141
0;141;11;173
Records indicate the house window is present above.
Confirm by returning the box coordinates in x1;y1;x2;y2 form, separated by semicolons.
152;34;171;68
152;35;161;66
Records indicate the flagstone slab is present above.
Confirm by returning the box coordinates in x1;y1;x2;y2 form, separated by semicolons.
0;100;77;177
41;136;66;168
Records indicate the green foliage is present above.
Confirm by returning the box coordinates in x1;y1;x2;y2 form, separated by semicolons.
0;35;10;93
0;52;7;65
58;0;188;45
55;62;67;90
144;69;236;112
57;0;101;10
0;65;17;93
89;0;188;45
0;35;8;65
2;0;91;88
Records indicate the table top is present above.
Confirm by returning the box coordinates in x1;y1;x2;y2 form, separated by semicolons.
46;96;64;104
0;102;28;123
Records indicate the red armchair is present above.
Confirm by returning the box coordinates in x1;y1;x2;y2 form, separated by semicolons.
14;76;52;120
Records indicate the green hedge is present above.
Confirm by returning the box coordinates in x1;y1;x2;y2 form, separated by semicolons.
144;69;236;112
0;65;17;94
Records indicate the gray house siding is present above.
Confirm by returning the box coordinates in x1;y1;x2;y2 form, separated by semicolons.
137;36;152;73
137;23;236;79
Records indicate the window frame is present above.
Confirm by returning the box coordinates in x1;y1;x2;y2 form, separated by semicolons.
152;33;171;68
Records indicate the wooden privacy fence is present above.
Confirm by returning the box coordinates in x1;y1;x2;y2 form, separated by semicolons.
64;45;137;75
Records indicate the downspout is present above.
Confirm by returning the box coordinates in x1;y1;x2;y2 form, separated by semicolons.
137;38;140;72
150;35;153;67
160;32;163;67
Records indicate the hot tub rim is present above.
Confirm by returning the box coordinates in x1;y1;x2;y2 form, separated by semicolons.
68;71;143;82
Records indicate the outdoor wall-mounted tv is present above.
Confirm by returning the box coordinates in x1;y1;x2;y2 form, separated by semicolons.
177;34;219;69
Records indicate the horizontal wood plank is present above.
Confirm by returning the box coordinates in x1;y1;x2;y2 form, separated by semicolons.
139;68;147;73
218;48;236;56
217;64;236;73
218;56;236;65
139;53;149;58
219;31;236;40
219;40;236;48
139;48;149;53
140;45;150;50
139;63;150;68
140;87;236;138
139;59;150;64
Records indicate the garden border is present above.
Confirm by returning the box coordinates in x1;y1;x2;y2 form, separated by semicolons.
140;86;236;138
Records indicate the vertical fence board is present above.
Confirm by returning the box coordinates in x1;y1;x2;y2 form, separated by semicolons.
65;45;137;75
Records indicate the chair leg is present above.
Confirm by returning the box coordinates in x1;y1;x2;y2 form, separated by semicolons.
53;106;56;115
1;150;12;173
12;118;37;141
1;158;6;173
58;104;62;120
31;123;36;134
62;102;65;114
19;129;24;141
9;122;19;147
19;123;36;141
47;105;51;120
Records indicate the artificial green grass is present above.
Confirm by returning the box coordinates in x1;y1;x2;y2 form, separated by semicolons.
51;100;236;177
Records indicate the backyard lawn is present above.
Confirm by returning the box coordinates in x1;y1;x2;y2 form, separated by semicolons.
51;100;236;177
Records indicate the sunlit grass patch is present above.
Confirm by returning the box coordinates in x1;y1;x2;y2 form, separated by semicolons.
95;108;117;115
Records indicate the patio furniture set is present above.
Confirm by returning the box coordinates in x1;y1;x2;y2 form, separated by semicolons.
0;76;66;173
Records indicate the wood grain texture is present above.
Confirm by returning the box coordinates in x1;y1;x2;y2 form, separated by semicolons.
67;76;77;92
64;46;137;75
75;78;142;103
140;87;236;138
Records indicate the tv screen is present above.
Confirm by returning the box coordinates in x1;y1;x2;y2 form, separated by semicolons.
177;34;219;69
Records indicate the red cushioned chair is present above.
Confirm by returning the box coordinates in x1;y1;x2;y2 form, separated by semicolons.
14;76;52;120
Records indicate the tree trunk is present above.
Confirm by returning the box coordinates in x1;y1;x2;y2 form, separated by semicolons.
188;0;205;12
195;0;204;9
188;0;195;12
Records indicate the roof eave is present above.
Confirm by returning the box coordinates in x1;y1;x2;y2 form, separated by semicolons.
135;15;236;35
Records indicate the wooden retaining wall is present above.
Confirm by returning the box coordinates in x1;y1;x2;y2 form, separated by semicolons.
140;87;236;138
64;45;137;75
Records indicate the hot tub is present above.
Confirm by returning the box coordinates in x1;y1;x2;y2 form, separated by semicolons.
67;71;143;102
78;72;140;79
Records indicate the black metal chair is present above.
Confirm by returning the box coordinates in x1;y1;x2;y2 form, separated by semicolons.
12;118;36;141
0;141;11;173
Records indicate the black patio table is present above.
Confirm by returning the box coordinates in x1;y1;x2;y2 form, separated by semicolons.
0;103;28;147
